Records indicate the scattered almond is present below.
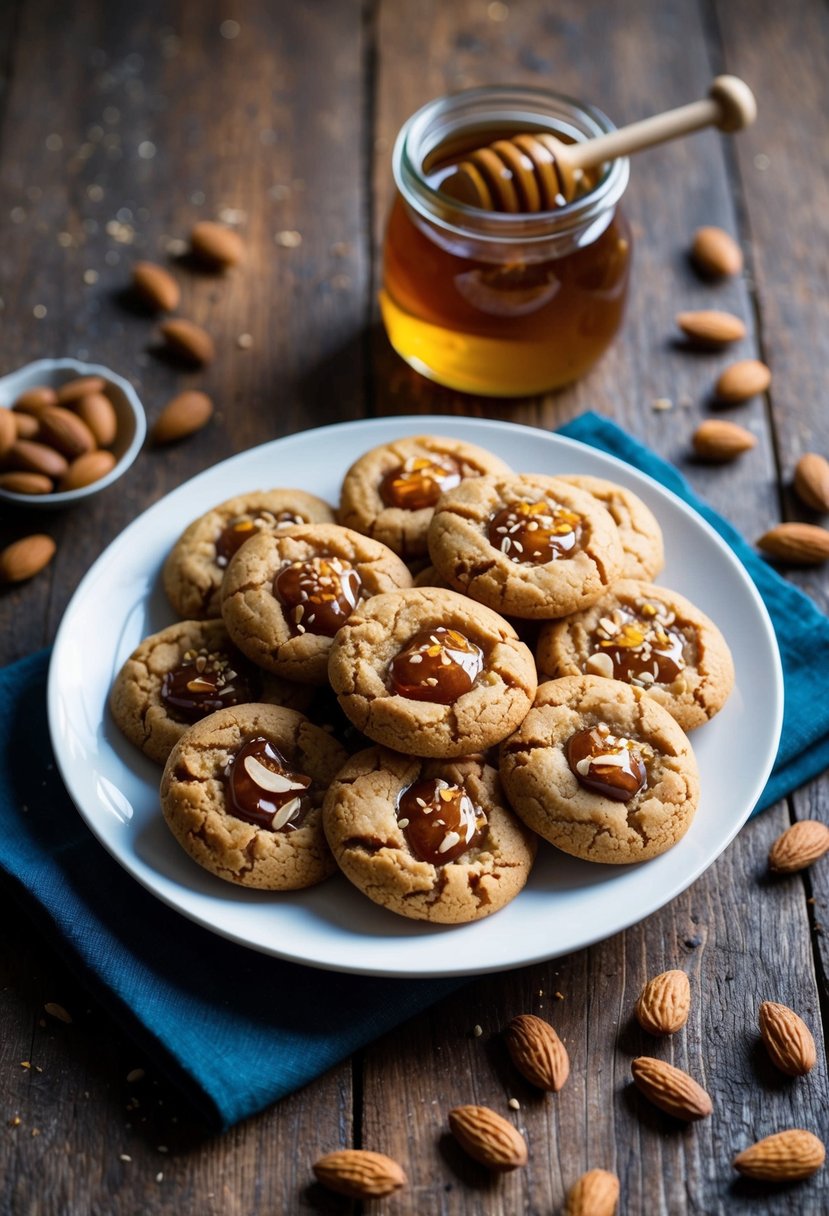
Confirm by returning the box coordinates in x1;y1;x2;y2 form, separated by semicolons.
132;261;180;312
56;376;106;406
0;534;56;584
152;391;214;445
715;359;771;403
448;1104;528;1171
312;1149;406;1199
37;406;97;460
190;220;245;269
733;1130;825;1182
692;419;756;461
43;1002;72;1024
635;970;690;1036
160;317;216;365
564;1168;620;1216
757;522;829;565
759;1001;816;1076
74;392;118;448
0;406;16;456
794;452;829;512
0;472;54;495
13;385;57;415
691;226;743;277
630;1057;712;1121
9;438;68;479
60;450;117;491
676;309;746;345
768;819;829;873
13;413;39;439
505;1013;570;1091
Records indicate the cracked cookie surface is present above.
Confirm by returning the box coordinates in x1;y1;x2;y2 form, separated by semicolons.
427;473;624;619
323;748;536;923
500;675;699;864
160;703;347;889
556;474;664;581
536;580;734;731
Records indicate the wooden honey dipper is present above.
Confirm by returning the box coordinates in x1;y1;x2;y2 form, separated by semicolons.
441;76;757;212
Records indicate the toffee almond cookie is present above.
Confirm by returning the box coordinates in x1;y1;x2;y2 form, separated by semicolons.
323;748;537;923
221;523;413;684
427;473;624;620
500;675;699;864
163;489;335;619
536;580;734;732
556;474;664;581
327;587;537;758
160;703;347;890
110;619;310;765
338;435;513;560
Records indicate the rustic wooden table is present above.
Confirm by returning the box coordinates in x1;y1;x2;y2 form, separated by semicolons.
1;1;828;1212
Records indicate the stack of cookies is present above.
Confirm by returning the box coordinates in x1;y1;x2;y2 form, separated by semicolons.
110;434;734;925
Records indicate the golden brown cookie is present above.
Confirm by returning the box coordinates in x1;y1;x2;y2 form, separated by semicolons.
163;489;335;619
322;748;536;923
338;435;512;560
500;675;699;864
109;619;310;765
535;580;734;731
556;474;664;580
221;523;413;684
427;473;624;619
160;703;347;890
327;587;537;758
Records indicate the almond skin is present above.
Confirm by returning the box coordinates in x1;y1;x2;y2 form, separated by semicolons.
794;452;829;512
759;1001;817;1076
152;391;214;445
448;1104;528;1171
693;419;756;461
757;522;829;565
73;392;118;447
676;309;746;345
0;406;15;456
60;450;117;491
13;385;57;415
505;1013;570;1091
312;1149;406;1199
564;1169;620;1216
37;406;97;460
0;471;54;495
0;534;56;583
768;819;829;873
630;1057;712;1121
190;220;245;268
9;438;68;479
160;317;216;365
56;375;106;406
132;260;180;312
635;970;691;1036
715;359;771;403
733;1130;825;1182
13;413;39;439
691;226;743;278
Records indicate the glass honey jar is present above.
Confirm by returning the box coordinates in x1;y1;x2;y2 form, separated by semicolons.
381;86;631;397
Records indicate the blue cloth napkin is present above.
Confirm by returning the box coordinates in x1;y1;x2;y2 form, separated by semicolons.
1;413;827;1129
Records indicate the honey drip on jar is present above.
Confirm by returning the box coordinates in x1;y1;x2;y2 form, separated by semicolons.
397;777;486;864
390;626;484;704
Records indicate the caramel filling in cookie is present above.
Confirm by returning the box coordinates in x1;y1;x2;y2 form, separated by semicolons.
379;454;462;510
225;736;312;831
161;648;256;723
488;499;582;564
390;626;484;704
567;723;650;802
273;556;362;637
215;510;305;568
397;777;487;865
588;602;686;688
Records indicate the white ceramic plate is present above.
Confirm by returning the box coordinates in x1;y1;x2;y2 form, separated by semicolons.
48;417;783;977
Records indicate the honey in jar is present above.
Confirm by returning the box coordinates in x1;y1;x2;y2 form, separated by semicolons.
381;87;632;397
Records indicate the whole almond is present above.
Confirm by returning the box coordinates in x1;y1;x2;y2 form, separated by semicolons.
14;413;39;439
759;1001;816;1076
564;1169;620;1216
757;522;829;565
794;452;829;512
13;385;58;415
693;419;756;461
630;1057;712;1121
768;819;829;873
9;439;68;479
312;1149;406;1199
56;375;106;406
505;1013;570;1091
635;970;691;1036
60;450;117;491
190;220;245;268
733;1130;825;1182
691;226;743;277
152;391;213;445
715;359;771;403
0;534;56;583
0;406;15;456
0;471;54;495
74;392;118;447
448;1104;528;1171
160;317;215;365
38;406;97;460
132;260;180;312
676;309;746;345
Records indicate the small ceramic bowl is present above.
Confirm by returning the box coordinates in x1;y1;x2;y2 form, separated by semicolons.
0;358;146;510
